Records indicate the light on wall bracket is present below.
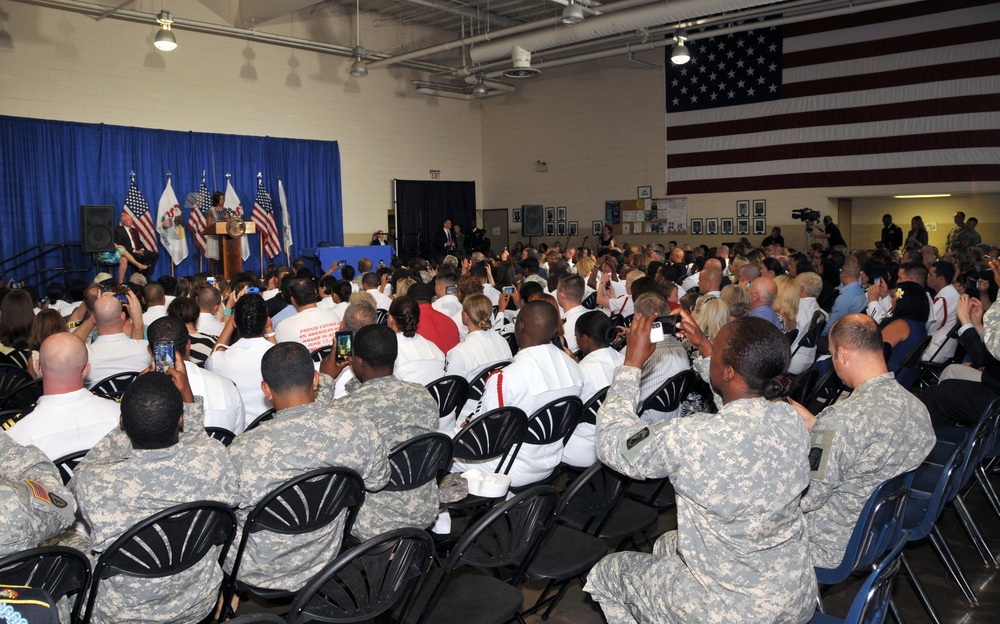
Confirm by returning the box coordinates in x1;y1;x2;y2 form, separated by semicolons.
154;10;177;51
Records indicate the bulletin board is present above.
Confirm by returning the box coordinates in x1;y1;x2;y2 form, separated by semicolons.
604;198;688;236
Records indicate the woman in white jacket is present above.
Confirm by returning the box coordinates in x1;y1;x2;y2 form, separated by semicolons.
445;294;512;429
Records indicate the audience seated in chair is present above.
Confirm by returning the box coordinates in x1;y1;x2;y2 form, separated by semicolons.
82;291;149;388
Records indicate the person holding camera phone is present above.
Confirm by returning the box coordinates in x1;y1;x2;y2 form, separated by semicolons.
625;293;691;425
585;313;814;624
84;291;150;387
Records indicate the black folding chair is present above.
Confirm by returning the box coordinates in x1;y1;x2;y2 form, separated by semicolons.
466;361;511;411
2;377;42;412
396;486;560;624
81;501;238;624
387;432;454;492
447;406;528;510
311;345;332;364
560;463;658;552
244;408;276;433
375;309;388;325
205;427;236;447
581;292;597;310
425;375;469;420
53;449;89;485
0;546;91;624
224;467;365;612
506;396;583;492
790;310;827;362
0;407;30;431
90;371;139;401
0;363;32;406
579;387;609;428
286;528;435;624
636;369;697;419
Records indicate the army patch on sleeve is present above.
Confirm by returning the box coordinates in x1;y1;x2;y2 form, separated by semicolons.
24;479;51;504
809;428;836;480
626;427;649;449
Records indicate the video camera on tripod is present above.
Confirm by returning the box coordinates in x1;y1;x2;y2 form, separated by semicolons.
792;208;821;232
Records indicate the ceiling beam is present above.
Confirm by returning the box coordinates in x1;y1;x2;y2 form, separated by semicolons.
235;0;321;28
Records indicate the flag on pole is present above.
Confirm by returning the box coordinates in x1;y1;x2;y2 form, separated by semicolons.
224;177;251;261
664;0;1000;194
123;174;157;251
278;179;293;260
188;178;209;255
251;176;281;259
156;175;188;265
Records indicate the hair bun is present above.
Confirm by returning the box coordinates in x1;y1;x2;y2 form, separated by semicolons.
762;375;792;401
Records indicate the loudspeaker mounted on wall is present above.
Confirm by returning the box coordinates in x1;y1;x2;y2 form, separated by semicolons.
522;204;544;237
80;205;115;253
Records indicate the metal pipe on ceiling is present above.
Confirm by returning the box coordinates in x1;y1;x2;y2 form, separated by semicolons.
396;0;521;28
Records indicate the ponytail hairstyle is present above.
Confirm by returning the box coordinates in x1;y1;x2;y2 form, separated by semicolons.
717;316;790;400
388;296;420;338
575;311;617;350
463;294;494;331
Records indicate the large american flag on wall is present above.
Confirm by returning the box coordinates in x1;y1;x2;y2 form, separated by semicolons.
665;0;1000;195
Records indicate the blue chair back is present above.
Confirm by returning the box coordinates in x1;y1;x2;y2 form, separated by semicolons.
815;470;912;586
833;532;909;624
950;398;1000;496
903;441;967;542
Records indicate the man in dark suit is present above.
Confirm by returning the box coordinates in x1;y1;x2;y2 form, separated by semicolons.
114;212;158;277
431;218;456;261
879;214;903;251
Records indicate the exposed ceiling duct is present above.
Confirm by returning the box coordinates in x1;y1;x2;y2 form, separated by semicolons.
470;0;787;64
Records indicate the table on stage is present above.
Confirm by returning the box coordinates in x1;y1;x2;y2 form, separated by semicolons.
307;245;395;279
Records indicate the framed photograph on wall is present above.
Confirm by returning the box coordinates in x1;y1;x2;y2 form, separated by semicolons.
737;218;750;235
637;185;652;199
557;222;567;236
753;217;766;235
753;200;766;217
706;218;718;235
690;219;703;235
512;208;522;223
557;206;567;222
545;222;555;237
592;220;603;237
737;200;750;217
545;206;555;222
569;221;579;236
721;218;734;235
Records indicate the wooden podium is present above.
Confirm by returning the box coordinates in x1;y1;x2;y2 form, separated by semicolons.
204;221;256;279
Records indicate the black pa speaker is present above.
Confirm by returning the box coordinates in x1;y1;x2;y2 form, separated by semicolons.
522;204;544;237
80;205;115;253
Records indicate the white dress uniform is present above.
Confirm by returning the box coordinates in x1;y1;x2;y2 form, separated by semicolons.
562;346;624;468
394;333;446;386
5;389;120;460
206;336;274;422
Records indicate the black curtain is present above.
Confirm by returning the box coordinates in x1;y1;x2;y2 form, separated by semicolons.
394;180;475;260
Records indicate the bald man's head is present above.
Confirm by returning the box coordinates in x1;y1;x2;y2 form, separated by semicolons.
750;277;777;305
39;333;89;393
704;258;723;272
514;300;559;349
93;295;125;332
699;267;723;292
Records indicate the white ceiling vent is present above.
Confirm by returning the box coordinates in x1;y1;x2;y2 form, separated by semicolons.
503;46;541;78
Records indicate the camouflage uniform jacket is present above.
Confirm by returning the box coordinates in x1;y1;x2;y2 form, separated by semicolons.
70;398;240;624
585;366;815;624
802;372;934;568
0;433;77;556
332;375;439;540
985;297;1000;358
227;400;389;591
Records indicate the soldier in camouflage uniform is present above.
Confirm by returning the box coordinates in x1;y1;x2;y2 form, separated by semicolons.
793;314;934;568
332;324;439;540
585;314;815;624
0;432;77;556
71;366;239;624
986;260;1000;356
227;342;389;591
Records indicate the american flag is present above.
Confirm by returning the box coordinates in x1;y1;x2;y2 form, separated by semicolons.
188;179;209;255
665;0;1000;195
252;178;281;259
123;176;156;251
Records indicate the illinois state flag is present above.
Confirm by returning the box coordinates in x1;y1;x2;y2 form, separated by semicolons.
224;178;251;261
157;176;188;265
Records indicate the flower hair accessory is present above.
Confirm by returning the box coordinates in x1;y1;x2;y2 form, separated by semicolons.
894;288;904;300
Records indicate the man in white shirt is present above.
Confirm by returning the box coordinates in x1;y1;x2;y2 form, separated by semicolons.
361;272;393;311
697;264;723;298
922;261;960;363
196;286;226;337
149;316;246;435
452;301;584;487
206;294;274;421
275;276;343;352
432;273;463;318
627;293;691;424
6;333;120;460
141;282;169;328
85;293;150;387
556;274;588;355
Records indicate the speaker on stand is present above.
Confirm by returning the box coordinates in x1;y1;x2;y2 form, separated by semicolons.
521;205;544;247
80;205;115;253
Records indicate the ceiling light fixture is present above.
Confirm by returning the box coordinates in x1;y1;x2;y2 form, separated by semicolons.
154;10;177;51
561;1;585;26
472;72;489;97
349;0;368;77
670;31;690;65
893;194;953;199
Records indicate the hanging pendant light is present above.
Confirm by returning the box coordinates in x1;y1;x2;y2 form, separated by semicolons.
350;0;368;77
154;10;177;51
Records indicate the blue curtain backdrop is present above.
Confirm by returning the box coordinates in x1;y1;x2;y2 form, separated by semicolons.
0;115;342;280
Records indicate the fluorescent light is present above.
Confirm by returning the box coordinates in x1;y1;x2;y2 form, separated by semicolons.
893;194;952;198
